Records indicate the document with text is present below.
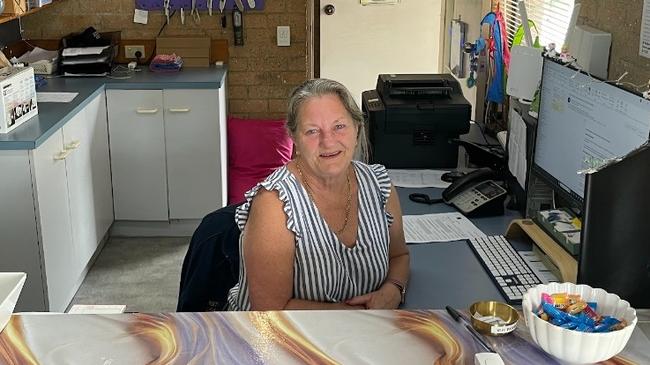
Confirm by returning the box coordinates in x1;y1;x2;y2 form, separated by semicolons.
641;0;650;58
402;212;486;243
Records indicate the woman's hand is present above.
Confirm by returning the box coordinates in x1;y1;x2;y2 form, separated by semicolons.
344;283;401;309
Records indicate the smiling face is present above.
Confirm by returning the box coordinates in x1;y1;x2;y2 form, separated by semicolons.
293;93;359;180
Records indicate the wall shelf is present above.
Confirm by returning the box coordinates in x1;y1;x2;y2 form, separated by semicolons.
0;0;65;25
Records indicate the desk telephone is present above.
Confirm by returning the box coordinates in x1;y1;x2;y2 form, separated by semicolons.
442;168;507;217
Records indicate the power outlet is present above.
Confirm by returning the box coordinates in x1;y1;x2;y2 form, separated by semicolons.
277;26;290;47
125;45;145;59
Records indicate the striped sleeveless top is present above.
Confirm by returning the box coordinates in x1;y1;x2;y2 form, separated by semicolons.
226;161;394;311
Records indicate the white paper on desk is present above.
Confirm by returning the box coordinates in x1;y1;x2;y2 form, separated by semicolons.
507;106;527;188
13;47;59;63
37;92;78;103
61;46;110;57
68;304;126;314
64;72;109;77
388;169;451;188
402;212;486;243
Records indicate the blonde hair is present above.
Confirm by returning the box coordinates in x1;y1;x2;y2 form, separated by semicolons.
286;78;368;162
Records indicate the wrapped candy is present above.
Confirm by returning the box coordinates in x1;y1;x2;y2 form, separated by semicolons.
534;293;626;333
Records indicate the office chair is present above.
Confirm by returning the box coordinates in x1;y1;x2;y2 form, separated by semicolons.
177;204;241;312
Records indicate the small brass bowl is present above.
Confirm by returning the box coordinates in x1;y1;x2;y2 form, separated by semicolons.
469;301;519;336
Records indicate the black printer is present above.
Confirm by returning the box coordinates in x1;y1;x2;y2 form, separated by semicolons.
362;74;471;168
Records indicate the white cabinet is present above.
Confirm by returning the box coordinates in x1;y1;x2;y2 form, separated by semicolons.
0;150;45;310
32;128;78;312
85;93;114;244
0;92;114;312
107;88;227;221
63;94;113;272
164;89;224;219
106;90;168;221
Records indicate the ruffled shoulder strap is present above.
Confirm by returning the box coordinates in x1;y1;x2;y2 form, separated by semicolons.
234;166;301;238
355;161;395;226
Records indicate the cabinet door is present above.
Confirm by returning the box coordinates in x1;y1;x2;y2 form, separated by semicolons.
60;110;91;278
85;93;114;241
63;92;113;271
164;89;224;219
31;130;76;312
107;90;168;221
0;150;46;311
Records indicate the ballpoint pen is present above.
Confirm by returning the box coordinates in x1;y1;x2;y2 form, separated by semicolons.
445;305;496;353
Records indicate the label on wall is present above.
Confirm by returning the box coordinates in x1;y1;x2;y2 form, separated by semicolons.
641;0;650;58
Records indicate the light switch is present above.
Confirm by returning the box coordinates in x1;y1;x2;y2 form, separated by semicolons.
277;26;290;47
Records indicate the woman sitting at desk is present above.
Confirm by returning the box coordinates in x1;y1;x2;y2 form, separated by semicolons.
227;79;410;310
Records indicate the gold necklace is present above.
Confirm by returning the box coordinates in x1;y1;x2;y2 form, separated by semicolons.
296;161;352;234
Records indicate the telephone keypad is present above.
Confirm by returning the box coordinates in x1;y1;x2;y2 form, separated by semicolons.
449;180;507;214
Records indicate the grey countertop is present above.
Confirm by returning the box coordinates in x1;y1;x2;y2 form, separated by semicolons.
0;66;227;150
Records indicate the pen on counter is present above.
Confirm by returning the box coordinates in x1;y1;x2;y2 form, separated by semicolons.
445;305;496;353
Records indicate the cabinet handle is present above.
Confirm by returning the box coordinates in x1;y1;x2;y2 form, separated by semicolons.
53;149;73;161
168;108;191;113
136;108;159;114
64;140;81;150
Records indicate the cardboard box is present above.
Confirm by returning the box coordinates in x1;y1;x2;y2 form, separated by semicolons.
0;67;38;134
156;37;210;67
2;0;28;15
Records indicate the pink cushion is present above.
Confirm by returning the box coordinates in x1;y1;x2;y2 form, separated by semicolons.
227;117;293;204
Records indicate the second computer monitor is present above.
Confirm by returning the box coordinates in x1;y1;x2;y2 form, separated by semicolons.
532;59;650;205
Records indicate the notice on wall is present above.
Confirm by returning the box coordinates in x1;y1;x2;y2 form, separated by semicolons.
134;8;149;25
641;0;650;58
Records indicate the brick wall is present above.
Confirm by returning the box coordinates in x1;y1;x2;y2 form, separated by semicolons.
577;0;649;88
22;0;309;119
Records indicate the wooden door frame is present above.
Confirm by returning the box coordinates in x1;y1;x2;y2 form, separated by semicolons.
310;0;320;78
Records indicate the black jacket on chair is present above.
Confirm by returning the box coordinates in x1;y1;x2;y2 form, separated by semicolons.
177;204;241;311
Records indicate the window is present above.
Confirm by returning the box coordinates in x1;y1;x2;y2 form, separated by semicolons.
502;0;576;48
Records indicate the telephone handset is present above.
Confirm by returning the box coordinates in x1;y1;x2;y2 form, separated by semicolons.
442;168;507;217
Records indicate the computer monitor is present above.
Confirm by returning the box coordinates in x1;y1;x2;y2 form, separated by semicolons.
532;58;650;206
580;143;650;308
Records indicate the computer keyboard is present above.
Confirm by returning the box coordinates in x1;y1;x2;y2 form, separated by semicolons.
467;235;543;304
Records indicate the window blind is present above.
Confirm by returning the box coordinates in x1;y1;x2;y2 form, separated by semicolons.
502;0;575;48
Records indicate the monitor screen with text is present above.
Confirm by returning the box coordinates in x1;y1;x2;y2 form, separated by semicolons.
533;59;650;202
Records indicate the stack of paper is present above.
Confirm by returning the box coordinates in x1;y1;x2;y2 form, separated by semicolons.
402;212;486;243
